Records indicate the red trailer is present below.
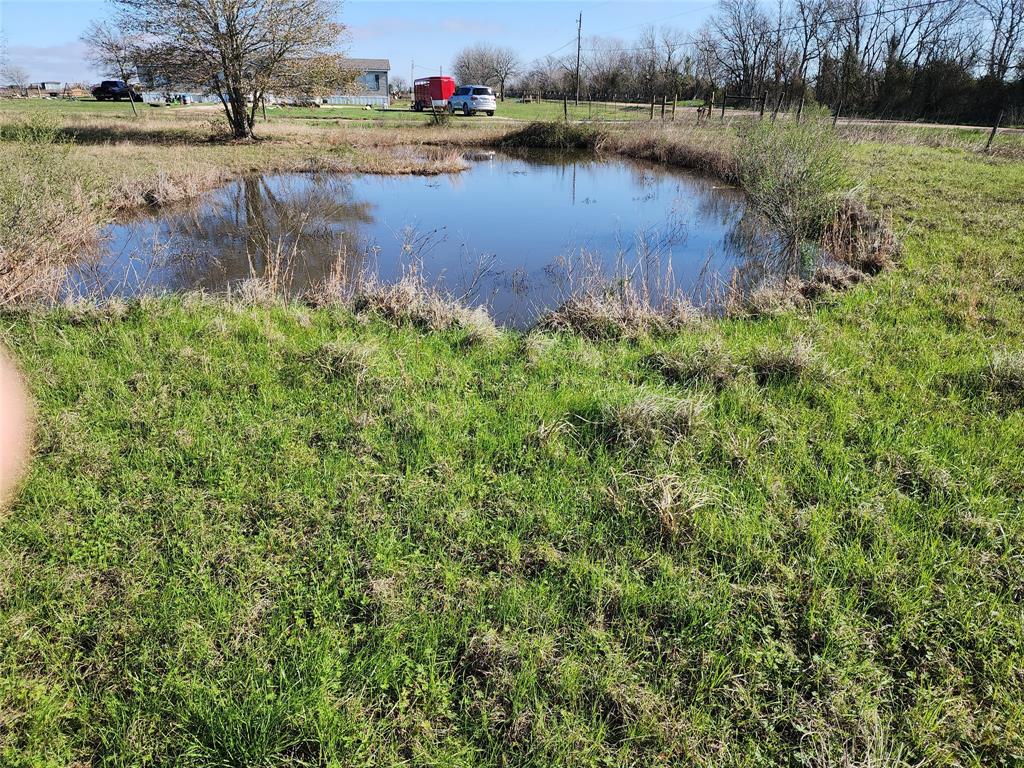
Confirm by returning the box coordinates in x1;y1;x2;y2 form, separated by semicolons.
412;76;456;111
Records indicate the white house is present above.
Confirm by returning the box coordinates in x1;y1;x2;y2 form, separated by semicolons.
139;58;391;108
327;58;390;108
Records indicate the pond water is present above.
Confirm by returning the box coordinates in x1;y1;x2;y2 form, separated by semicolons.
72;150;782;327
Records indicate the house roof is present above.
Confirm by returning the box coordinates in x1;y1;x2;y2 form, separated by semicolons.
342;58;390;72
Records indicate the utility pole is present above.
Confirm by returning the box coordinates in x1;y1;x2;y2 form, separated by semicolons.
574;12;582;106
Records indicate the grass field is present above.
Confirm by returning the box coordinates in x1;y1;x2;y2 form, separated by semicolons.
3;96;704;123
1;101;1023;766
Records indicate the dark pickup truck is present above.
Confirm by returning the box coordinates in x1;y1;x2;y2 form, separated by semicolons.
91;80;142;102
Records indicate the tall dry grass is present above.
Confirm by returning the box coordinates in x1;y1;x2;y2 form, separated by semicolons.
0;116;95;305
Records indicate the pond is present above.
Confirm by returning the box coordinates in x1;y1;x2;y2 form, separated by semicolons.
72;150;784;328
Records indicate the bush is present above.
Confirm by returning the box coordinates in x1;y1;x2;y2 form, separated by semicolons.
499;121;605;150
738;110;850;265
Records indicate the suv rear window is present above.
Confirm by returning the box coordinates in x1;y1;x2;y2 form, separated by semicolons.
454;87;471;96
472;87;493;96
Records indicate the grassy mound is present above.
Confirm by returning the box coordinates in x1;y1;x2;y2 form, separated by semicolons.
499;120;606;150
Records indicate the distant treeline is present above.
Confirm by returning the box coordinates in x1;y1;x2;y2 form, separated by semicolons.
509;0;1023;125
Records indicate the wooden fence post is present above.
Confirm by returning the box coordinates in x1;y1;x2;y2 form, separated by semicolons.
720;92;727;122
649;95;655;120
563;94;568;121
771;92;782;122
832;99;842;127
986;108;1004;152
759;93;767;120
671;93;677;121
796;94;804;123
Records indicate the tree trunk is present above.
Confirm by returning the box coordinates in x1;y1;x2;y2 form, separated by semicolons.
227;85;253;139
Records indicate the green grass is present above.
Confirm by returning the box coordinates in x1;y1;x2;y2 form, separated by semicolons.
1;96;703;124
1;135;1023;766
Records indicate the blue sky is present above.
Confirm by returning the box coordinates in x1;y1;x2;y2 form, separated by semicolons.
0;0;717;83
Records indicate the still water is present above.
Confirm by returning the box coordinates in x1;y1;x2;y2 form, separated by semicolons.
72;150;779;327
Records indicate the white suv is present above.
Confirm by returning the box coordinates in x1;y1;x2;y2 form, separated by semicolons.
449;85;497;116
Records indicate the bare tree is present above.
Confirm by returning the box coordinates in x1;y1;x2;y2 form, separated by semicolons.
974;0;1024;80
1;63;31;92
390;75;409;96
490;47;521;100
81;20;140;116
452;44;496;86
112;0;350;139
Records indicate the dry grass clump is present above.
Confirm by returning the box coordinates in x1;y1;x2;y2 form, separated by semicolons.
605;125;739;183
881;450;956;501
0;136;94;306
110;167;228;210
353;269;496;335
747;337;817;385
591;394;706;449
800;262;867;299
822;196;900;275
646;474;715;541
302;146;469;176
725;277;809;318
981;350;1024;407
304;340;377;384
643;340;740;390
521;332;557;368
538;294;699;340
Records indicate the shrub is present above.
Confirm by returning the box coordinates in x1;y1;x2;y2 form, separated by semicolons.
738;111;850;266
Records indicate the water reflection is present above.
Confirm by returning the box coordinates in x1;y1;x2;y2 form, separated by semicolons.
71;151;790;328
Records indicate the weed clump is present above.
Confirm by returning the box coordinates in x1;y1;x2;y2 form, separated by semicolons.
643;342;741;391
643;340;740;390
353;269;496;335
590;394;706;449
726;277;809;318
539;294;699;340
822;196;900;275
646;474;715;541
305;340;376;383
748;337;816;385
982;350;1024;407
499;121;605;150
